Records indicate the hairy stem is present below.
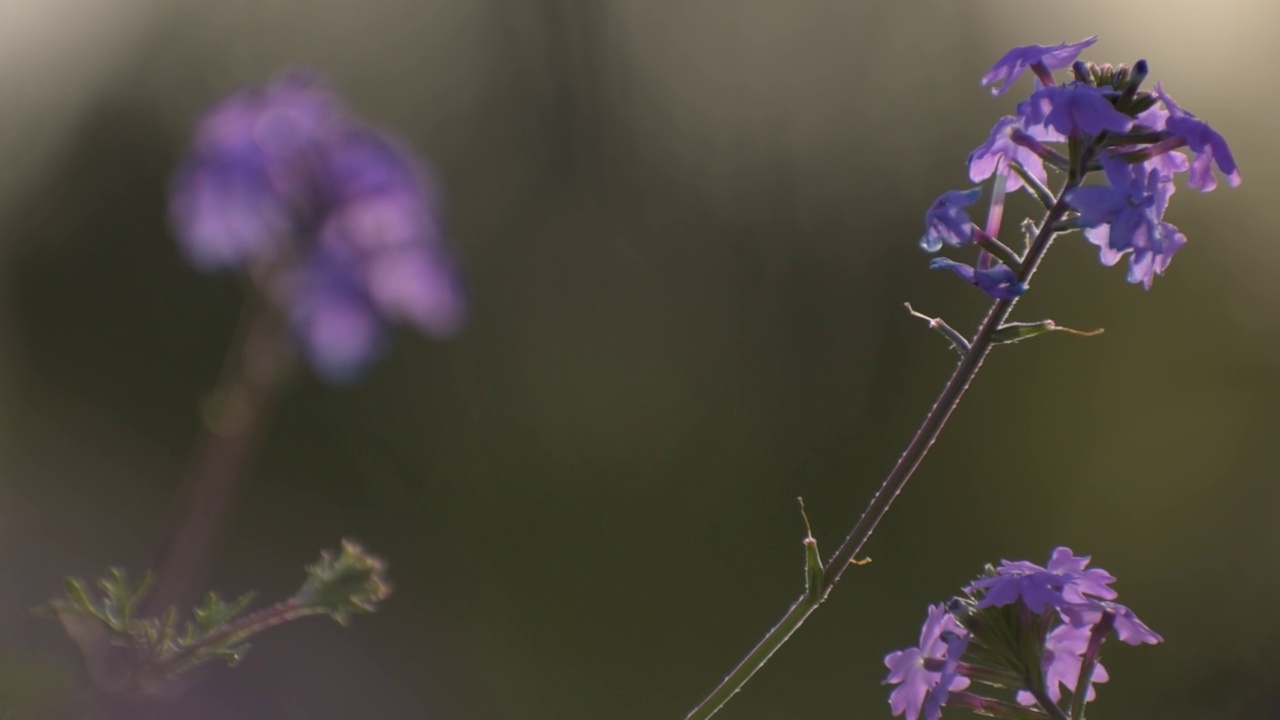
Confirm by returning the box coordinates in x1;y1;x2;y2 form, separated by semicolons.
156;598;308;677
682;182;1080;720
1030;688;1072;720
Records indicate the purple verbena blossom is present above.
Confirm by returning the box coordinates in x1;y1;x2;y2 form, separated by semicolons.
921;633;971;720
1019;84;1134;138
884;605;971;720
920;188;982;251
887;549;1160;720
1153;83;1242;192
970;547;1116;614
1015;624;1111;706
276;254;389;383
981;37;1098;96
316;129;467;338
1062;601;1164;646
929;258;1027;300
169;70;466;383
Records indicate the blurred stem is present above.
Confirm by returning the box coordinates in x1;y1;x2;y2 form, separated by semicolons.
157;598;308;677
682;171;1087;720
139;290;294;617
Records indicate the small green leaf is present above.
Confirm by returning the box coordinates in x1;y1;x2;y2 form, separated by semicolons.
905;303;971;356
797;499;824;600
994;320;1103;345
293;540;393;624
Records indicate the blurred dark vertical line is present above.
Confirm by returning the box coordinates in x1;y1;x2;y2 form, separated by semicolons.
535;0;612;191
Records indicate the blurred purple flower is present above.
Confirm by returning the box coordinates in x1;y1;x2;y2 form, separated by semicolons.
981;37;1098;95
928;258;1027;300
884;604;970;720
316;130;467;338
920;188;982;252
169;70;466;383
276;255;389;383
169;71;347;270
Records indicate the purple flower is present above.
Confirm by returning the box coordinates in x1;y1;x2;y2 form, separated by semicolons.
1084;221;1186;290
921;188;982;251
981;37;1098;96
884;605;970;720
1019;84;1134;138
1154;84;1241;192
1134;101;1169;132
1067;156;1184;289
316;130;467;338
1015;624;1111;706
970;547;1116;614
168;152;294;270
921;633;971;720
169;70;467;383
169;71;348;270
968;116;1060;193
929;259;1027;300
1062;601;1163;646
277;255;389;383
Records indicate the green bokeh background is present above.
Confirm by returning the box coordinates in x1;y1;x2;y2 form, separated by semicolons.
0;1;1277;718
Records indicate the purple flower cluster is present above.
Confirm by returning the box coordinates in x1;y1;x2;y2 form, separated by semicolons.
922;37;1239;296
884;547;1160;720
883;605;971;720
169;70;466;383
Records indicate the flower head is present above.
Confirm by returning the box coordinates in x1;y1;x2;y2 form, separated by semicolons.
169;70;466;383
970;547;1116;614
981;37;1098;95
887;549;1160;720
1067;155;1183;289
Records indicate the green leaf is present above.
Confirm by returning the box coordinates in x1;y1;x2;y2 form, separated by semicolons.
905;303;971;356
994;320;1103;346
293;539;393;625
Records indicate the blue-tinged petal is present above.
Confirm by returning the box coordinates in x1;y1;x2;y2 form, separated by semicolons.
920;188;982;252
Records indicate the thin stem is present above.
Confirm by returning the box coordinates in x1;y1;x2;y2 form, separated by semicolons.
682;185;1079;720
139;293;294;617
156;598;309;676
1029;688;1072;720
975;230;1024;273
1069;612;1115;720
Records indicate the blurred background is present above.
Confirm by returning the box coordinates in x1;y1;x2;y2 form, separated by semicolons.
0;0;1277;718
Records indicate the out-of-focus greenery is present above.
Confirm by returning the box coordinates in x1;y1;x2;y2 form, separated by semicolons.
43;539;390;706
0;2;1277;719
